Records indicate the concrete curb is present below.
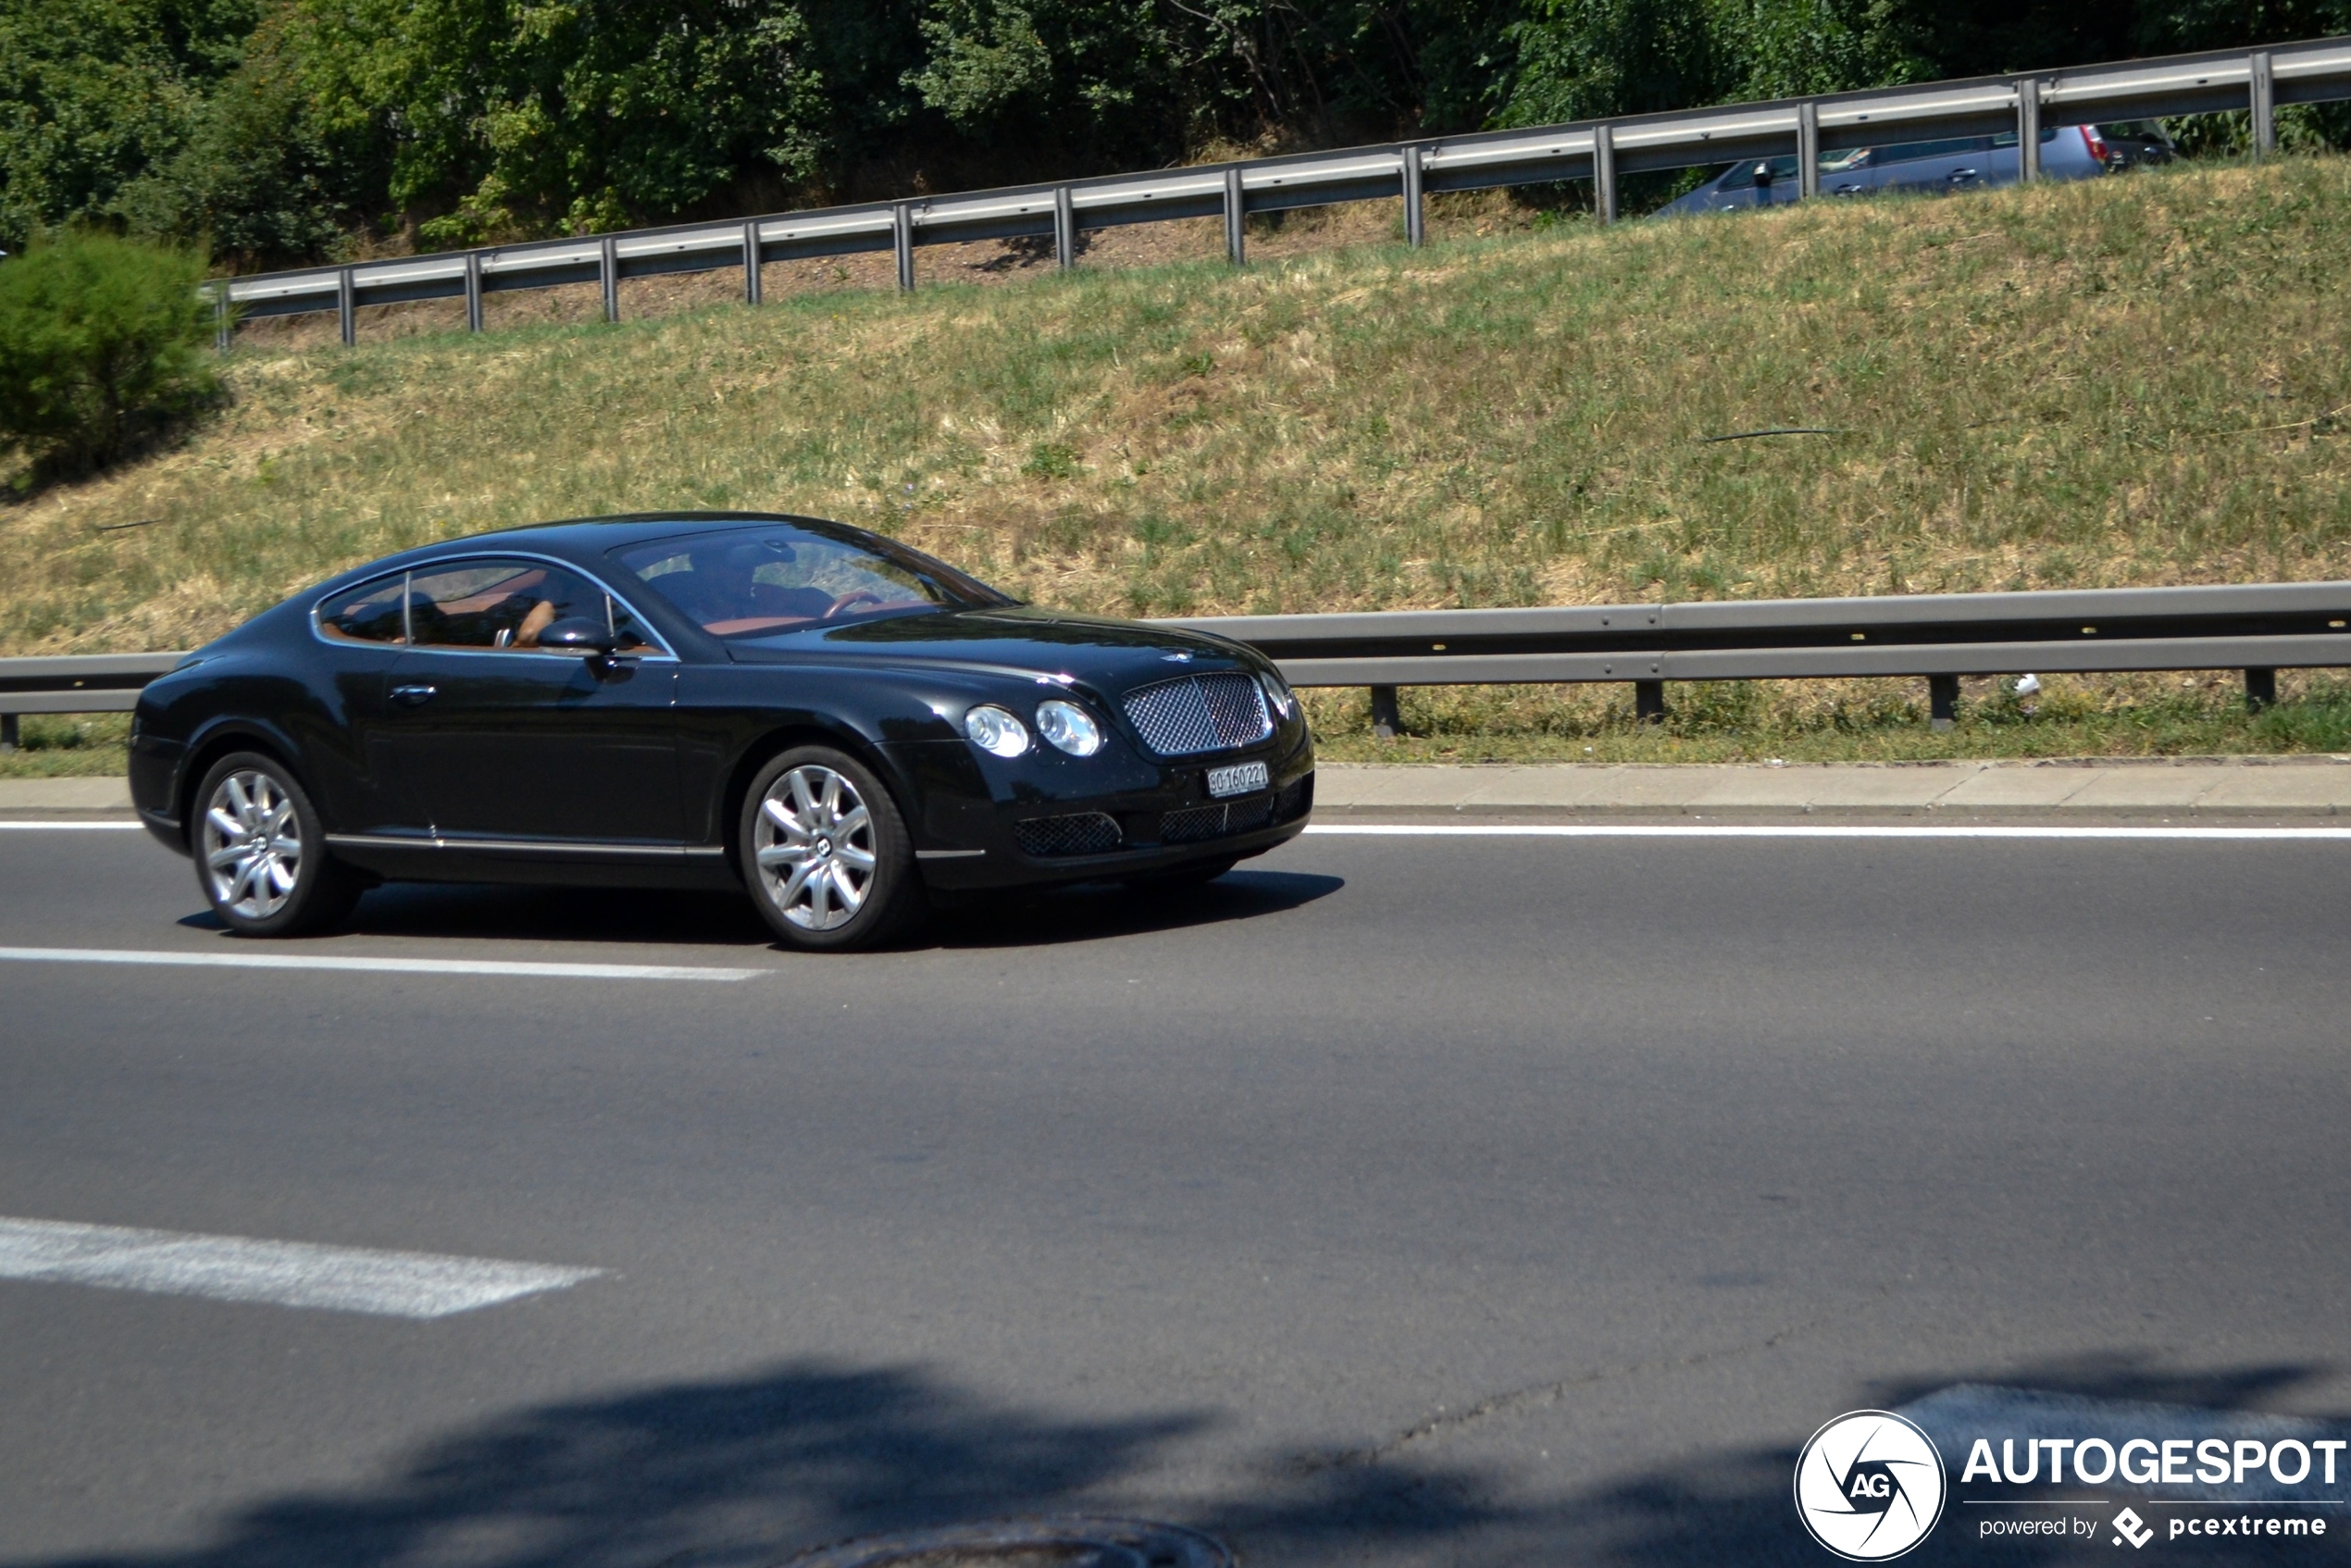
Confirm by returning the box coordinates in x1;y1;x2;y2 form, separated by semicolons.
1313;757;2351;816
0;777;136;818
8;756;2351;822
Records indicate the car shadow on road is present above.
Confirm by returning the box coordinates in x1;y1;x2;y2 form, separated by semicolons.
171;871;1345;954
925;869;1344;950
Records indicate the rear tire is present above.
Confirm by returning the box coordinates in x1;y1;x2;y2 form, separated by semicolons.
739;746;927;952
192;752;362;937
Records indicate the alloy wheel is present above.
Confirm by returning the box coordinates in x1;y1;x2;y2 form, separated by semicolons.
201;769;304;920
753;765;877;931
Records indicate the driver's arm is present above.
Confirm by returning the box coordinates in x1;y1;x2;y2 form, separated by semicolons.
514;600;558;647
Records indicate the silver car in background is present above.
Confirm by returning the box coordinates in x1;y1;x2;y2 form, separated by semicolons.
1657;121;2176;215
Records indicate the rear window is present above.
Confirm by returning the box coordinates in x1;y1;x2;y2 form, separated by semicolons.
318;574;409;643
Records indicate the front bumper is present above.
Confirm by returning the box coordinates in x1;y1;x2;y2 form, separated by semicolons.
885;729;1315;891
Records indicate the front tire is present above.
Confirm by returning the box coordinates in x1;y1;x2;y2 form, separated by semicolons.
739;746;926;951
193;752;361;937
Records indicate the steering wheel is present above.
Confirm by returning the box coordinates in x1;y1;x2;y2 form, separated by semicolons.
823;589;889;619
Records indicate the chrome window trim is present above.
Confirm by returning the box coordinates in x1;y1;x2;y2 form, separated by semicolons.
309;550;681;662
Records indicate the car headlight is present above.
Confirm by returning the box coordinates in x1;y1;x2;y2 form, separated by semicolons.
1260;668;1297;721
964;704;1031;757
1036;698;1104;756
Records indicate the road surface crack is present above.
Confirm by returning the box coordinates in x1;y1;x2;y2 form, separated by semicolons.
1297;1288;1888;1472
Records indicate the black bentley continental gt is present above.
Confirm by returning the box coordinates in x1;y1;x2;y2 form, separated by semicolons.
131;513;1314;950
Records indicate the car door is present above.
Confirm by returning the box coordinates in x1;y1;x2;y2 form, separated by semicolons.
384;557;683;846
310;569;431;836
1871;136;2002;195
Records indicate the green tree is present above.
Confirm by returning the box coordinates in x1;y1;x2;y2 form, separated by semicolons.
0;230;218;475
112;7;383;269
0;0;258;250
270;0;832;247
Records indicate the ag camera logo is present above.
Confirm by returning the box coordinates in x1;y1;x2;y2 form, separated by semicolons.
1795;1411;1948;1561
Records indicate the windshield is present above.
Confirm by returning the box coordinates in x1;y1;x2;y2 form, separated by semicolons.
615;524;1012;639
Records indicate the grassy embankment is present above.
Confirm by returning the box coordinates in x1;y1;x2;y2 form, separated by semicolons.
5;156;2350;777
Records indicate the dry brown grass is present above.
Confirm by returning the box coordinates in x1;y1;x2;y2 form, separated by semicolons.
4;156;2346;667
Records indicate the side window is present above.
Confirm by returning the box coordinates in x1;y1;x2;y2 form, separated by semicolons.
320;573;411;644
408;559;609;653
608;597;657;653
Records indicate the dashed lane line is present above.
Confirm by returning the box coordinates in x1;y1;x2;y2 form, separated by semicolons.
0;946;765;980
0;1215;602;1318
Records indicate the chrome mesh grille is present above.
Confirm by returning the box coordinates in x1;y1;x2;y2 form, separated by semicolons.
1121;673;1272;757
1014;812;1125;858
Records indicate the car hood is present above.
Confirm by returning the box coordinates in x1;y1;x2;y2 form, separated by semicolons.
722;605;1258;691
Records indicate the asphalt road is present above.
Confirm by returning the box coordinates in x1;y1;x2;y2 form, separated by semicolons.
2;821;2347;1567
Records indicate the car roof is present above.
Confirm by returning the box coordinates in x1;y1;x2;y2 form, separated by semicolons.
454;511;856;559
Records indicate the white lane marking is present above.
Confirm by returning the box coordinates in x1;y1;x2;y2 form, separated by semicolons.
0;946;764;980
1307;824;2351;840
0;1215;601;1318
0;821;144;830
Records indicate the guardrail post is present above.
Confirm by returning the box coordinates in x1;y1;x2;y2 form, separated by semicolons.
1224;167;1247;264
212;283;230;352
893;203;915;291
336;267;355;346
742;221;763;305
2250;51;2277;156
1594;124;1619;223
1402;144;1425;246
1053;186;1077;268
1635;678;1665;722
1929;674;1959;730
2017;78;2042;182
464;252;484;332
600;235;620;321
0;713;17;752
1369;685;1401;739
2245;667;2278;712
1797;103;1821;199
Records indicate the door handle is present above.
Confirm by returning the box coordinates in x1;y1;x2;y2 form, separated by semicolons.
1948;168;1979;182
391;683;438;706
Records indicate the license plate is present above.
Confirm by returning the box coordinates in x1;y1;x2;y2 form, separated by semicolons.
1206;762;1269;799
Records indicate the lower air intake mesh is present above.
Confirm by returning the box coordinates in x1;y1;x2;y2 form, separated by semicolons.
1013;812;1124;857
1160;796;1274;845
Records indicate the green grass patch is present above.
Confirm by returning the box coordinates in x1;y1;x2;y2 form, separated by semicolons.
1304;673;2351;764
0;713;129;778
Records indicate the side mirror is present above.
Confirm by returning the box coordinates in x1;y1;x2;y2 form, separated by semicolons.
1753;161;1775;188
537;616;620;655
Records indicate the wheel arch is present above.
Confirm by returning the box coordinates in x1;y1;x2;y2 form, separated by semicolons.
718;719;917;878
175;721;306;850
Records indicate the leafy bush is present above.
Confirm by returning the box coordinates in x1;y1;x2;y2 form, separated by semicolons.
0;232;219;477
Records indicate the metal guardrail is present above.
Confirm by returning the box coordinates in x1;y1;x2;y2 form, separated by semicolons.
1165;579;2351;732
0;653;184;750
6;580;2347;747
210;35;2351;345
